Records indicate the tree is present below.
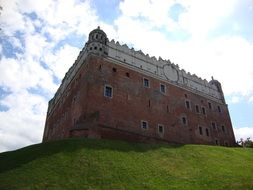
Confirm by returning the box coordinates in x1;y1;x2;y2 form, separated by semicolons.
237;137;253;148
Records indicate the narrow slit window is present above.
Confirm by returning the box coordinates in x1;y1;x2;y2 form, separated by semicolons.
185;100;191;109
199;126;203;135
202;107;206;115
195;105;200;113
206;128;209;136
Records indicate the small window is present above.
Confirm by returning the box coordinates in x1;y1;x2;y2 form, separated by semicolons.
206;128;209;136
99;47;102;51
126;72;130;77
195;105;200;113
94;46;97;50
202;107;206;115
211;122;216;130
160;84;166;93
185;100;191;109
158;124;164;134
96;34;98;39
141;120;148;129
185;94;188;98
218;106;222;113
112;67;117;72
221;125;225;133
208;102;212;109
104;85;113;98
199;126;203;135
90;47;92;50
181;116;187;126
143;78;150;88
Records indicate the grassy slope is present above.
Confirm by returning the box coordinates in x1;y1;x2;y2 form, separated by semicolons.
0;138;253;190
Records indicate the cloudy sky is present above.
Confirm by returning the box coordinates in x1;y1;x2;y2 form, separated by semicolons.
1;0;253;152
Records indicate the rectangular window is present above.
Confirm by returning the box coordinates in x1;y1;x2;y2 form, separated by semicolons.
195;105;200;113
141;120;148;129
160;84;166;93
143;78;150;88
218;105;221;113
104;85;113;98
199;126;203;135
206;128;209;136
202;107;206;115
208;102;212;109
182;116;187;126
222;125;225;133
212;122;216;130
185;100;191;109
158;124;164;134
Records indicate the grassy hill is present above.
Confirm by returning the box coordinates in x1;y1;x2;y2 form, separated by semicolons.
0;138;253;190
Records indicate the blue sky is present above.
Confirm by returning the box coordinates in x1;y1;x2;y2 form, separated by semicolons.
0;0;253;152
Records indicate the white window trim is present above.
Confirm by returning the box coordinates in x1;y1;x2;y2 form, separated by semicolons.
158;124;164;134
211;122;217;130
202;106;207;116
141;120;148;129
104;84;113;98
198;125;203;135
217;105;222;113
160;83;166;94
143;78;150;88
195;104;200;114
181;115;188;126
185;99;191;110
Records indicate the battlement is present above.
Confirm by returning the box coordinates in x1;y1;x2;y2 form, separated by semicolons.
47;27;225;116
107;39;224;102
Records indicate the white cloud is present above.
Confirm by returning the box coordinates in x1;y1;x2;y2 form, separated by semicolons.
0;90;47;152
116;0;253;97
44;44;80;80
230;96;241;104
177;0;237;39
234;127;253;141
0;0;101;152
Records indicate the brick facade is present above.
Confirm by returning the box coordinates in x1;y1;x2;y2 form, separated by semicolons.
43;28;236;146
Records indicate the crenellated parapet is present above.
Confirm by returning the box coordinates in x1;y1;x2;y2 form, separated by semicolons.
107;39;225;103
47;27;225;117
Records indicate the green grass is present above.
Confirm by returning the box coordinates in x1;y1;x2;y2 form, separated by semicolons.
0;138;253;190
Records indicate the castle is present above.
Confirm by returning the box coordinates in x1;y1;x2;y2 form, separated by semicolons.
43;27;236;146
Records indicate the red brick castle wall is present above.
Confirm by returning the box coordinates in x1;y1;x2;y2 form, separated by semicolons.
43;27;236;146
